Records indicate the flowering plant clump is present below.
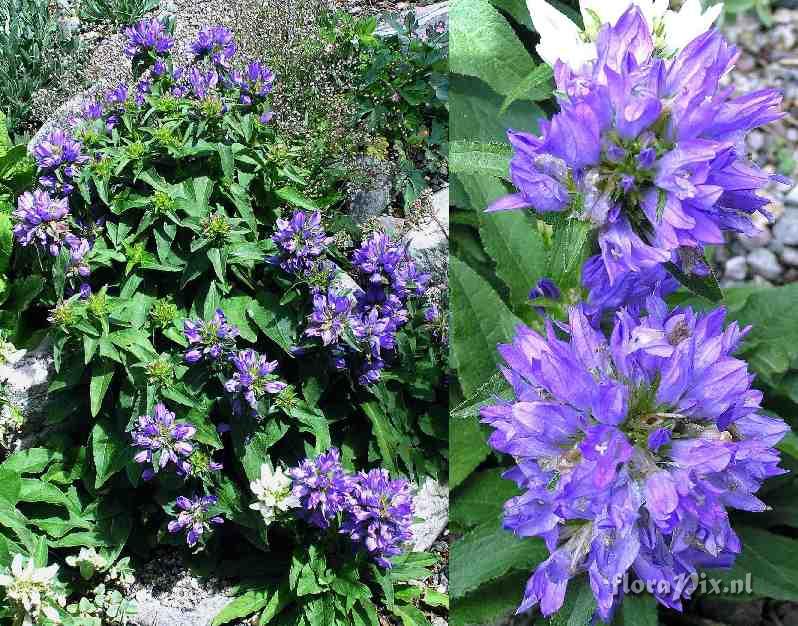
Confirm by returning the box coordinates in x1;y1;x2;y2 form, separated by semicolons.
257;448;415;569
290;447;357;529
450;0;798;623
2;13;446;626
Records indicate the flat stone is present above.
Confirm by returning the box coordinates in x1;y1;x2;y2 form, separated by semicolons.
410;478;448;552
774;212;798;245
747;248;782;281
724;256;749;281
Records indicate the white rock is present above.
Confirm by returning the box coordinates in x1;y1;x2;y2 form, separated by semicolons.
376;1;448;38
781;246;798;267
724;256;749;281
0;340;54;428
747;248;782;281
774;212;798;245
411;478;448;552
405;186;449;259
786;186;798;207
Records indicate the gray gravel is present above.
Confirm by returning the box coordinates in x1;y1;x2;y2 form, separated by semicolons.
713;8;798;286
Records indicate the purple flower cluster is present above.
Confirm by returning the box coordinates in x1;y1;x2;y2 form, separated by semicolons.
289;448;414;568
167;494;224;547
271;210;332;277
232;61;275;106
340;468;414;568
13;190;70;256
270;212;429;384
123;17;173;60
481;298;787;619
290;448;355;529
305;289;352;346
224;349;287;415
131;403;196;480
189;26;237;68
15;128;95;284
489;6;787;289
183;308;239;363
33;129;89;196
348;233;429;383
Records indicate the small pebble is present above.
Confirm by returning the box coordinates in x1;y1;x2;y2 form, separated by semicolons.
782;246;798;267
724;256;749;281
747;248;782;281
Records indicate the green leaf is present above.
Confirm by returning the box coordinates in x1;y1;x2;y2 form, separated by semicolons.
451;0;538;98
241;423;290;482
212;588;274;626
478;205;547;310
0;213;12;275
488;0;533;28
390;604;432;626
707;526;798;601
248;292;297;355
451;469;520;530
546;215;592;289
449;140;512;180
619;594;658;626
91;419;129;489
1;448;60;474
451;75;545;144
451;571;526;626
500;63;554;113
449;415;491;490
276;187;335;211
90;360;116;417
665;261;723;303
450;256;522;396
450;520;548;599
361;401;401;474
732;283;798;385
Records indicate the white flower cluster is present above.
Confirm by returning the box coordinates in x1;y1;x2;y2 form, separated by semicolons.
0;555;67;625
249;463;300;525
528;0;724;69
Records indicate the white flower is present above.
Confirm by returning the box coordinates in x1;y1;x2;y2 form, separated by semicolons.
0;554;63;624
527;0;596;69
527;0;723;70
249;463;300;525
662;0;724;54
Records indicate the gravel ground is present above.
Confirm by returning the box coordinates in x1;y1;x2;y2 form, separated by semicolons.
711;8;798;287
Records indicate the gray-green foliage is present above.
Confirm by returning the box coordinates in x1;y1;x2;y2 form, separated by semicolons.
0;0;81;135
78;0;160;26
